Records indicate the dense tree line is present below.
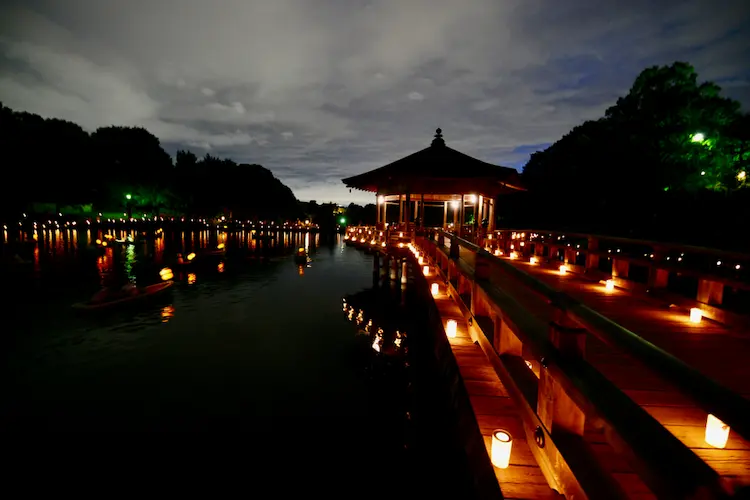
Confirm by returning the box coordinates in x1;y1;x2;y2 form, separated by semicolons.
0;103;301;220
513;62;750;249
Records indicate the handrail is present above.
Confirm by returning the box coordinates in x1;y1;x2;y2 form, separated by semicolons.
437;229;750;442
495;228;750;261
424;235;733;499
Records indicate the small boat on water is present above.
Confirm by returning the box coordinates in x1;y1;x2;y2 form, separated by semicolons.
72;281;174;311
294;247;307;265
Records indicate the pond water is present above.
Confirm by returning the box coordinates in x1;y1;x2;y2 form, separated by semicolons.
1;227;476;496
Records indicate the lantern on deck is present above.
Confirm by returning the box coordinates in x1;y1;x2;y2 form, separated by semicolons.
690;308;702;324
491;430;513;469
559;265;568;275
605;279;614;291
431;283;439;296
705;414;730;448
446;320;457;338
159;267;174;281
529;256;538;265
423;265;429;276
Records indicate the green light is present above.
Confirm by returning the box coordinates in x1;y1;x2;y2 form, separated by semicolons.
125;193;132;200
691;133;704;143
339;217;346;224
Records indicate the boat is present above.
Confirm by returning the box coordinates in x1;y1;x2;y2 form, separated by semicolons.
294;247;307;265
72;281;174;311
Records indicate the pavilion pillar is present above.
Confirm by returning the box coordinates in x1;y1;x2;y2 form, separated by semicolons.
376;194;381;225
459;194;465;238
413;198;419;223
443;201;448;229
478;196;484;225
405;193;411;230
420;194;425;227
488;198;495;233
398;194;404;224
453;199;459;231
382;200;388;225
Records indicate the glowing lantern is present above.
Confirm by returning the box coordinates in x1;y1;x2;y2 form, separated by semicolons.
159;267;174;281
398;243;404;248
491;430;513;469
418;256;424;265
705;414;730;448
423;265;429;276
559;265;568;275
399;232;403;237
187;252;196;261
446;320;457;338
529;256;538;265
217;243;225;250
494;249;503;257
605;279;614;291
431;283;439;296
381;242;386;247
690;308;702;324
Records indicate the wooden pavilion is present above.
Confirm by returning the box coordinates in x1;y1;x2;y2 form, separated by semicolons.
342;128;524;238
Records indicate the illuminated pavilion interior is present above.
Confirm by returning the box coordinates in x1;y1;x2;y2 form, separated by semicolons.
342;128;525;238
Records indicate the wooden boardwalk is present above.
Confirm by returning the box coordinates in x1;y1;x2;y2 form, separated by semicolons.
497;257;750;490
433;290;560;499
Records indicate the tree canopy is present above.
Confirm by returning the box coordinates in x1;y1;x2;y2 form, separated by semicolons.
518;62;749;248
0;102;302;220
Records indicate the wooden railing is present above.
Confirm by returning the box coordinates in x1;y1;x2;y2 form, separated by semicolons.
414;230;750;499
479;229;750;328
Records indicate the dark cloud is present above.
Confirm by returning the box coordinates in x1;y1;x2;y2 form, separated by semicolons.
1;0;748;204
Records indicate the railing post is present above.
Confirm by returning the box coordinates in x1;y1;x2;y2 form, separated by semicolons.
475;249;491;281
449;235;460;259
611;257;629;280
538;306;587;437
647;246;669;290
697;279;724;306
585;237;599;273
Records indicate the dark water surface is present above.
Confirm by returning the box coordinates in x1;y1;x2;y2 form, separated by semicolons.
2;228;475;496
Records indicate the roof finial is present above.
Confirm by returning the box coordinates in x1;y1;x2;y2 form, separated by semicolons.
431;127;445;147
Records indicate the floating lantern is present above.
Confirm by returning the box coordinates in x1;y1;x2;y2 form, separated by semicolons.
431;283;439;296
559;265;568;275
529;256;538;265
159;267;174;281
187;252;196;261
423;265;429;276
690;308;702;324
605;279;614;291
705;414;730;448
217;243;225;250
491;430;513;469
446;320;457;338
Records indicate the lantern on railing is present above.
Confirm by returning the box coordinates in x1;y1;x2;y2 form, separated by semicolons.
690;308;702;324
446;320;457;338
491;430;513;468
605;279;614;291
559;265;568;275
529;256;538;265
423;265;429;276
705;414;730;448
431;283;439;296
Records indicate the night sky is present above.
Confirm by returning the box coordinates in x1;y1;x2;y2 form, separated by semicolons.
1;0;749;204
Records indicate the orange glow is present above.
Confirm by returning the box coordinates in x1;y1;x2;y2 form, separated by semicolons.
187;252;196;261
431;283;439;296
161;305;175;323
423;265;429;276
529;256;538;265
705;414;730;448
187;273;197;285
559;265;568;275
605;279;615;291
217;262;225;273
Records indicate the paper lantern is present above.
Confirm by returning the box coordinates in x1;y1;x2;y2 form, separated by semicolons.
491;430;513;469
705;414;730;448
446;320;457;338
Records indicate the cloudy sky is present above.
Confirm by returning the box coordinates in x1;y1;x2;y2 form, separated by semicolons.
1;0;749;204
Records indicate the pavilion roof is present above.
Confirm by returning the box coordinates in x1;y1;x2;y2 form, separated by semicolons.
341;128;525;196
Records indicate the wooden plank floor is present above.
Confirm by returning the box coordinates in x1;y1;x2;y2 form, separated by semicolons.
433;290;560;499
498;257;750;489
